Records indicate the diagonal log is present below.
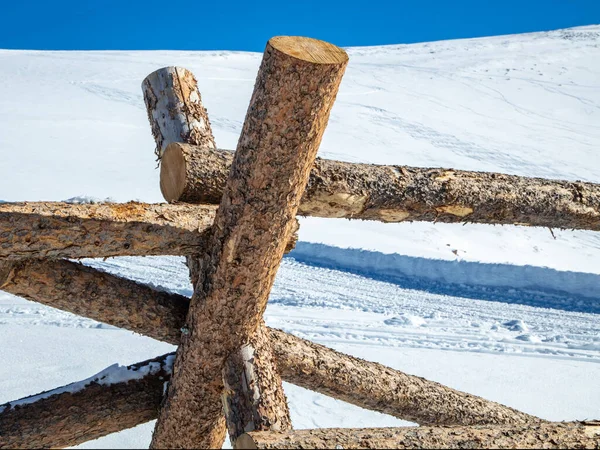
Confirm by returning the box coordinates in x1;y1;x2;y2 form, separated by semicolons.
161;143;600;230
236;423;600;449
0;201;297;260
150;36;349;449
143;66;293;444
0;353;173;449
0;258;538;442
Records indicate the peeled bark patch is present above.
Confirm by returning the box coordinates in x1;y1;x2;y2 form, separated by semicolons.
236;422;600;449
161;144;600;230
142;66;216;159
151;36;348;449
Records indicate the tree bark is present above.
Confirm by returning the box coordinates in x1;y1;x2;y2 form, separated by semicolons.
162;144;600;230
0;258;540;428
143;66;293;444
0;353;173;449
150;36;348;449
0;201;215;259
0;202;296;260
142;66;216;160
236;422;600;449
271;328;537;426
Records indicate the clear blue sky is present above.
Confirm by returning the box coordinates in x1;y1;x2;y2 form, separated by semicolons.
2;0;599;51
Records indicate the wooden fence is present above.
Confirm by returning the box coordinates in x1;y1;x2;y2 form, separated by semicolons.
0;36;598;449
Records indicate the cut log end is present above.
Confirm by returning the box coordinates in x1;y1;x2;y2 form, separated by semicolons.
269;36;348;65
160;143;187;202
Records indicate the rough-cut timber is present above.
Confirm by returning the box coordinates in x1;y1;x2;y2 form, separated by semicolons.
0;201;216;259
142;66;216;159
0;259;539;428
222;322;292;444
236;422;600;449
0;353;173;449
0;202;296;260
151;36;349;449
271;328;537;426
162;144;600;230
143;65;293;443
0;259;188;343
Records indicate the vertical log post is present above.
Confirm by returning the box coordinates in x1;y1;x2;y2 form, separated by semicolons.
142;67;293;445
150;37;348;448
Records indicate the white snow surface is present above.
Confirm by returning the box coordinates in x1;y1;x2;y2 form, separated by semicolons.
0;25;599;448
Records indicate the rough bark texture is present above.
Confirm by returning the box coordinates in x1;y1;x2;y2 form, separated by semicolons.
150;36;348;449
142;66;216;160
0;259;189;344
0;201;296;260
143;65;293;443
0;201;216;259
0;259;539;429
222;322;292;444
271;328;537;426
162;144;600;230
236;422;600;449
0;353;173;449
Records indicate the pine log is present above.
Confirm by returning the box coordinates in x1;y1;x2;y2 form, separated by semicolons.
0;201;296;260
142;66;216;159
161;143;600;230
0;201;215;259
0;258;539;428
271;328;536;426
0;353;173;449
236;423;600;449
150;36;348;449
142;66;293;443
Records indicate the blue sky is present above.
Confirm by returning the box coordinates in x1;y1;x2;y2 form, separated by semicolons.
2;0;599;51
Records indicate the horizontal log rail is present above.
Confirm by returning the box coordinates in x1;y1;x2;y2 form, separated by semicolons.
162;143;600;230
0;258;538;432
236;422;600;449
0;202;297;260
0;353;173;449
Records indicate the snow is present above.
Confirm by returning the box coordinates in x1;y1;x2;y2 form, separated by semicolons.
0;25;598;448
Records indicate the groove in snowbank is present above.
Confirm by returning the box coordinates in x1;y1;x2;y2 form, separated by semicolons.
288;242;600;314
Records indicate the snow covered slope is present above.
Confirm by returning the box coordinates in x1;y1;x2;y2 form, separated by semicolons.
0;25;599;448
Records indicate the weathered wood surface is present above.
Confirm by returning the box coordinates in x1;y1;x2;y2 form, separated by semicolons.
143;66;293;443
151;36;349;449
236;422;600;449
0;258;539;427
272;328;537;426
0;201;215;259
162;143;600;230
0;353;173;449
142;66;216;159
0;201;296;260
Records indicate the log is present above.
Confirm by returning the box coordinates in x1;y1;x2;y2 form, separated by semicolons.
150;36;349;449
271;328;536;426
142;66;293;443
142;66;216;159
0;201;297;260
161;144;600;230
0;353;173;449
236;422;600;449
0;201;215;259
0;258;540;428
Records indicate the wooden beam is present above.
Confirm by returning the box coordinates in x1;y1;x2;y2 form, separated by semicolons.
0;201;296;260
161;143;600;230
150;36;349;449
142;66;293;444
0;353;173;449
0;258;539;429
236;423;600;449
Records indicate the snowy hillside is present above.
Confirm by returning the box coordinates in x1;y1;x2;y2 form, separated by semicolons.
0;26;599;448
